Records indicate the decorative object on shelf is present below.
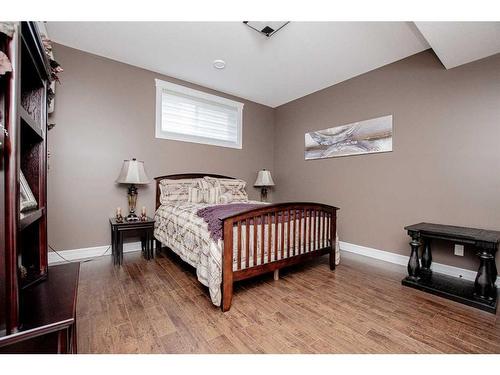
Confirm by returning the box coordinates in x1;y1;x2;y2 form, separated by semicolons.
36;21;63;113
116;207;123;223
18;265;27;279
141;206;147;221
116;158;151;222
20;171;37;212
41;37;63;112
0;51;12;76
305;114;393;160
254;169;275;202
0;22;15;38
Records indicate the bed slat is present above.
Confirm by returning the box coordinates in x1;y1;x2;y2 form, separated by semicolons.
245;218;250;269
237;221;242;270
260;214;265;266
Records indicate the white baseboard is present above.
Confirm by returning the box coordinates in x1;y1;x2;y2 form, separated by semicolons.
49;239;499;285
339;241;500;285
48;241;142;264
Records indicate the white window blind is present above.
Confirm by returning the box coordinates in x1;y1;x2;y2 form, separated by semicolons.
155;79;244;149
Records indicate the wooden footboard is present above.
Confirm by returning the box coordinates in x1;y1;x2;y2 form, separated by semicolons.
220;203;339;312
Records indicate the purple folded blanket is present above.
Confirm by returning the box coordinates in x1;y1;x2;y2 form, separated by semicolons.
197;203;265;241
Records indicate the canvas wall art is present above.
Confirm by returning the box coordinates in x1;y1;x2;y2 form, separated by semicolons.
305;115;393;160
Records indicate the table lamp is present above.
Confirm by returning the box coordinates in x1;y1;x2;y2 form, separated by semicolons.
116;158;151;221
254;169;275;202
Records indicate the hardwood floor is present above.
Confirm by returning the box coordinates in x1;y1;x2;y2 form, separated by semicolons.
76;249;500;353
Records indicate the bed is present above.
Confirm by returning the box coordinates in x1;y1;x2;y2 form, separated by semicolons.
154;173;339;312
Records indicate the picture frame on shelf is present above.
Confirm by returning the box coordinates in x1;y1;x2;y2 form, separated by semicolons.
20;171;37;212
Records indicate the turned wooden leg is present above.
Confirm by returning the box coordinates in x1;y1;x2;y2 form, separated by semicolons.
421;239;432;270
474;248;496;300
407;232;421;281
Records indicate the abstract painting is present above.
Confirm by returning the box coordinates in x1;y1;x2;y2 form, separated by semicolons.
305;115;393;160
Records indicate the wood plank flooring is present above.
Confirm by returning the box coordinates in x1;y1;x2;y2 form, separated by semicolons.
76;249;500;353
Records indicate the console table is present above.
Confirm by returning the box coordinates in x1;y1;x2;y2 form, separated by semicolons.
402;222;499;313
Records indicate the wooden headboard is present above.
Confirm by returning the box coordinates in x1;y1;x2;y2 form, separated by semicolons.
154;173;235;209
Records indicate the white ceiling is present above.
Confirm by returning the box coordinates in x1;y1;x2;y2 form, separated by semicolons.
46;22;500;107
46;22;429;107
414;22;500;69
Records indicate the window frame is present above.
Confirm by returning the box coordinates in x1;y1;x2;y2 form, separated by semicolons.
155;79;244;149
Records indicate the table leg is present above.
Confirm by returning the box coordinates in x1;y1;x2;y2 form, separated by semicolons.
407;231;421;281
112;228;118;265
118;231;124;265
111;228;115;265
145;230;150;260
421;239;432;270
474;247;496;300
150;229;155;259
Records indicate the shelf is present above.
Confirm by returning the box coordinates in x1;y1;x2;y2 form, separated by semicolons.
402;271;497;314
19;106;44;141
19;207;44;231
0;263;80;352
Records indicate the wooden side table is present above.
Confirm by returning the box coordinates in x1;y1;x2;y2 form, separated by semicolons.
109;217;155;265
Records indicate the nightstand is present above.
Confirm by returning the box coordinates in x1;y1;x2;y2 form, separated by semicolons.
109;217;155;265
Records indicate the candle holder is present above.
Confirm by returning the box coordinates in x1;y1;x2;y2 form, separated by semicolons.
116;207;124;223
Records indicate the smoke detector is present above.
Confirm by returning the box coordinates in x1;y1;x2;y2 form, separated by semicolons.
213;59;226;69
243;21;290;38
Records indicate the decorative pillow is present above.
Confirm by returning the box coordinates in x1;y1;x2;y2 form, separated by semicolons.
203;177;248;203
203;187;221;205
187;187;204;203
159;178;202;204
219;192;233;204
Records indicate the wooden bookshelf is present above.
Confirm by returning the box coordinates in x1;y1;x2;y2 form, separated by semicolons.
0;22;79;353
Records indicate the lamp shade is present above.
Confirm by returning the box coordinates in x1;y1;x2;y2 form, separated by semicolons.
116;159;151;185
254;169;275;187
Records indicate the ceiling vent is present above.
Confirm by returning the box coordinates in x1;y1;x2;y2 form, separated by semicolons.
243;21;289;38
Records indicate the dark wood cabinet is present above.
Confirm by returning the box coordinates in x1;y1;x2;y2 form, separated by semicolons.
0;22;79;353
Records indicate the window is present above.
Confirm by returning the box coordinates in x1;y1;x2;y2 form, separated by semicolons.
155;79;244;149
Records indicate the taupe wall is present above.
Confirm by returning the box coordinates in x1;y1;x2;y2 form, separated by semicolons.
50;44;500;274
274;50;500;272
48;44;275;250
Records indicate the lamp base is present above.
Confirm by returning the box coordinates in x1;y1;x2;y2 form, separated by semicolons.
127;184;139;221
260;187;268;202
126;213;140;222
